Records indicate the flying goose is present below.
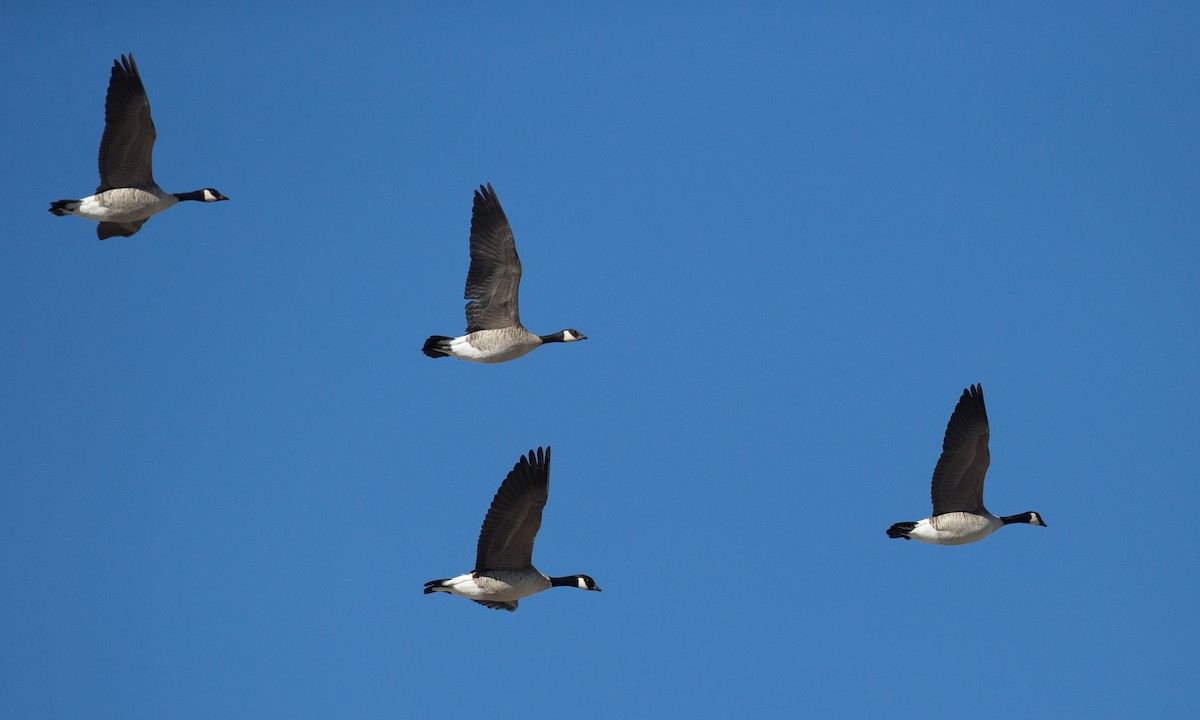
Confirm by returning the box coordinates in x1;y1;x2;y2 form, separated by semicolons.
49;54;227;240
422;184;586;363
424;446;601;612
887;384;1047;545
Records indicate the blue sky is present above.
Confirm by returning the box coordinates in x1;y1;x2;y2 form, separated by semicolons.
3;1;1198;717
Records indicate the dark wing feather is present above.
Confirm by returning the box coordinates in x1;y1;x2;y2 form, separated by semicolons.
463;184;523;332
472;600;519;612
96;219;147;240
930;384;991;516
97;54;156;192
475;447;550;571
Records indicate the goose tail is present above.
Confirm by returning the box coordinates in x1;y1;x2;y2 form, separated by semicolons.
49;199;80;216
422;336;452;358
423;578;451;594
886;522;916;540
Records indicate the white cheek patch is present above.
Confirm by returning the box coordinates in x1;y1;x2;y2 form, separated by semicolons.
576;577;588;590
202;189;217;202
563;331;578;342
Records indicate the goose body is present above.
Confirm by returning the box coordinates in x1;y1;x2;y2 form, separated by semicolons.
425;328;584;364
422;184;586;363
423;447;601;612
892;512;1003;546
886;384;1047;545
49;54;227;240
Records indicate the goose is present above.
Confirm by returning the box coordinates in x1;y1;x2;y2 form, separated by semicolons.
49;54;227;240
424;446;601;612
886;384;1047;545
422;184;586;363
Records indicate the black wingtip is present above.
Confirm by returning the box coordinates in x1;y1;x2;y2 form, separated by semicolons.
110;53;145;95
525;446;549;472
473;183;507;216
963;383;984;405
958;383;988;423
511;447;550;488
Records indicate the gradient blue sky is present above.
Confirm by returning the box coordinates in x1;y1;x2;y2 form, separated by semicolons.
4;2;1199;717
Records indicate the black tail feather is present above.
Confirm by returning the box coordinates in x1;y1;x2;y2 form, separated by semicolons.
49;199;79;216
423;578;450;594
422;336;452;358
887;522;916;540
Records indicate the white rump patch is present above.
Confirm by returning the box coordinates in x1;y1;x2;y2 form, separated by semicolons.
447;335;490;360
76;195;112;220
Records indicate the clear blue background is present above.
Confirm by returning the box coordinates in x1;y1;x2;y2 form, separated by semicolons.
4;2;1198;717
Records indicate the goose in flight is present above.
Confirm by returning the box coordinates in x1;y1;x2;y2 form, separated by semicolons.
49;54;227;240
887;384;1047;545
424;447;601;611
422;184;585;362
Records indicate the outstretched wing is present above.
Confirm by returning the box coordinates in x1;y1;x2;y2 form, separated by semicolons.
97;54;157;192
930;384;991;516
463;184;523;332
475;447;550;571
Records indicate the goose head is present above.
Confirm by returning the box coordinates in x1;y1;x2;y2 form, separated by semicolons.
552;574;602;591
1002;511;1047;527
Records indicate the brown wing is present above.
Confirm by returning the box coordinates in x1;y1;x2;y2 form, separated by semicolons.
475;447;549;571
930;384;991;516
463;184;523;332
97;54;156;192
